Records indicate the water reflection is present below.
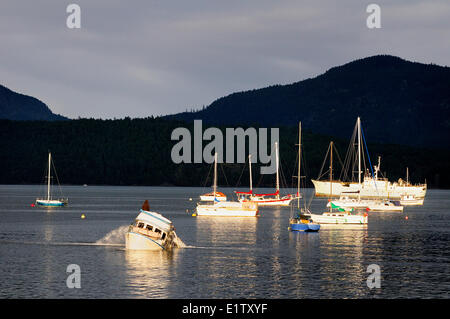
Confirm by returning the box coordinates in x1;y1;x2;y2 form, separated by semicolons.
124;249;179;298
195;217;258;247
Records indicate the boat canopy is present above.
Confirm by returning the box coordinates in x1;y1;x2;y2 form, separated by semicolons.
135;209;172;232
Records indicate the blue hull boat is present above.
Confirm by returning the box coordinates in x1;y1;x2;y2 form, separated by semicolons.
289;220;320;232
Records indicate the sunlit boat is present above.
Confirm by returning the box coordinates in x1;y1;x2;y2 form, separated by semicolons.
400;194;424;206
36;152;68;207
367;200;403;212
200;191;227;201
236;143;296;206
289;122;320;232
195;153;259;217
126;200;180;250
312;118;427;200
307;210;368;224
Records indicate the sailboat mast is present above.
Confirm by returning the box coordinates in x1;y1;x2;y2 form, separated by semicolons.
406;167;409;185
249;154;253;193
275;142;279;196
357;117;362;200
357;117;361;185
47;152;51;201
297;122;301;209
213;152;217;200
329;142;333;212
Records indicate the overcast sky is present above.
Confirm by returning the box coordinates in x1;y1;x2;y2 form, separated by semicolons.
1;0;449;119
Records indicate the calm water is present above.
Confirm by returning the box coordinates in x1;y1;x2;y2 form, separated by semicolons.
0;185;448;298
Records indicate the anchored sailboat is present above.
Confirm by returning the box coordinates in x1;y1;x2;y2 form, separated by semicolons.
306;132;368;224
235;142;296;206
312;117;427;200
195;153;259;217
289;122;320;232
35;152;68;207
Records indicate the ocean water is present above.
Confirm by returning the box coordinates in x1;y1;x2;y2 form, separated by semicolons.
0;185;448;298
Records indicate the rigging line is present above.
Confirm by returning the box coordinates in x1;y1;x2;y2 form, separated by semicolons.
234;156;247;188
220;162;230;188
361;126;379;195
51;156;64;198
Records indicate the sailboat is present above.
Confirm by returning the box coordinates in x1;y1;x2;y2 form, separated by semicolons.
399;168;424;206
195;153;259;217
306;130;368;224
235;142;296;206
289;122;320;232
324;118;404;212
35;152;68;207
312;118;427;200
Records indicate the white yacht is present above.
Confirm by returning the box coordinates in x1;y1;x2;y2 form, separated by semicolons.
195;153;259;217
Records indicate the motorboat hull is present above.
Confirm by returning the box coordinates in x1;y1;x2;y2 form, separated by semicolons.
308;212;368;224
36;199;67;207
125;231;166;250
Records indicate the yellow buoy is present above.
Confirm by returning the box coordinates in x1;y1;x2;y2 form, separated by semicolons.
81;214;86;219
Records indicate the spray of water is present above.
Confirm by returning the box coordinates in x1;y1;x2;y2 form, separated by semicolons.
96;225;129;245
96;225;187;248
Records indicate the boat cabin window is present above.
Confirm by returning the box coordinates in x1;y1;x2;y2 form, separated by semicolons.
146;225;153;231
154;228;161;234
137;222;144;228
161;232;166;240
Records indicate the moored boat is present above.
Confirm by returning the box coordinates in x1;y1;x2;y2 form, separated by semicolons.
400;194;424;206
35;152;68;207
312;118;427;200
200;191;227;201
195;153;259;217
289;122;320;232
367;200;404;212
236;143;296;206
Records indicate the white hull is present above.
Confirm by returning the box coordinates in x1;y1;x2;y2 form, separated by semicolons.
125;231;166;250
307;212;368;224
327;199;370;209
238;196;294;207
312;179;426;199
125;209;178;251
200;195;227;201
367;203;403;212
400;196;424;206
196;201;258;217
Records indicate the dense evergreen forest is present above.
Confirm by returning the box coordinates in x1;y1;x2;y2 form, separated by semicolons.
1;118;448;188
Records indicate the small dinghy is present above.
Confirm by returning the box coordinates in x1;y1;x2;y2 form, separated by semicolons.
125;200;180;251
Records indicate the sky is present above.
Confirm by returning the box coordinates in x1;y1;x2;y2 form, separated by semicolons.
1;0;449;119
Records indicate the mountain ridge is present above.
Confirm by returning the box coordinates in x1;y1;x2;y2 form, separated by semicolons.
0;84;68;121
164;55;450;149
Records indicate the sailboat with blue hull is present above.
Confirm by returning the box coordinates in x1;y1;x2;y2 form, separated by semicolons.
289;122;320;232
36;152;68;207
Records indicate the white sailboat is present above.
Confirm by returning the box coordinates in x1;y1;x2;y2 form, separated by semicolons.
235;142;296;206
306;137;368;225
35;152;68;207
312;118;427;200
196;153;259;217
